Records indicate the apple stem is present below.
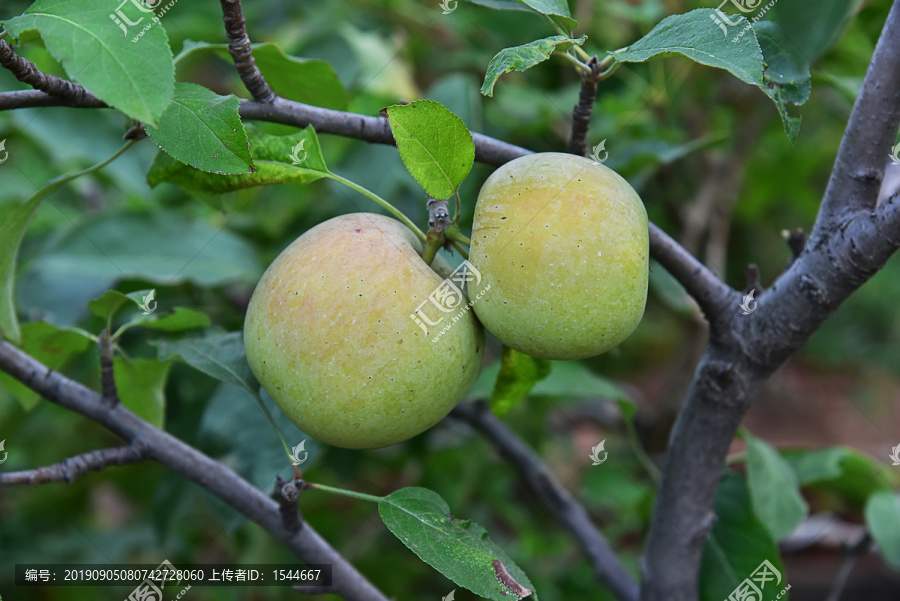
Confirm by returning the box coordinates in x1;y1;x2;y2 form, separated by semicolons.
422;229;446;265
444;224;471;247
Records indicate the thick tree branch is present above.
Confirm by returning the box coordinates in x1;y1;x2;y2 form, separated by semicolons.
449;401;639;601
0;445;145;486
0;40;94;104
640;4;900;599
811;0;900;241
0;339;389;601
218;0;276;103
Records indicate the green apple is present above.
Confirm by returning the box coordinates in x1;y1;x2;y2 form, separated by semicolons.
469;152;648;360
244;213;483;449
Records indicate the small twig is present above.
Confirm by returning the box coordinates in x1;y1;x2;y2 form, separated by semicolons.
427;196;451;233
449;400;639;601
0;40;95;105
0;445;145;486
275;475;303;534
99;329;119;407
745;263;761;293
569;56;601;157
782;228;807;266
218;0;276;103
825;532;872;601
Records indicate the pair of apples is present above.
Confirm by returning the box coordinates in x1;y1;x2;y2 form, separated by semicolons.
244;153;649;449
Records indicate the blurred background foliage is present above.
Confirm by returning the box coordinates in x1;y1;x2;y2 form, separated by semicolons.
1;0;899;599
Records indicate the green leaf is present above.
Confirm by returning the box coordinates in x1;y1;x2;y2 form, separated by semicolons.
783;447;896;511
113;357;171;429
154;329;257;393
0;195;42;343
384;100;475;199
612;10;763;85
515;0;577;31
699;473;787;601
481;35;586;97
144;83;253;175
4;0;174;125
378;487;539;600
465;0;534;12
865;491;900;569
0;321;93;411
769;0;861;63
88;290;134;321
530;360;631;402
490;347;551;417
745;432;808;541
123;306;211;334
175;41;348;109
754;21;810;141
611;9;804;141
29;210;261;286
89;289;211;336
148;127;328;192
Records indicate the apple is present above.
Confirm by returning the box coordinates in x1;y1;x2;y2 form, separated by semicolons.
468;152;648;360
244;213;484;449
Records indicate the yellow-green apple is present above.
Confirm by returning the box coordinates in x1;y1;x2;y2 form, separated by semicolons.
244;213;483;449
469;152;648;360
